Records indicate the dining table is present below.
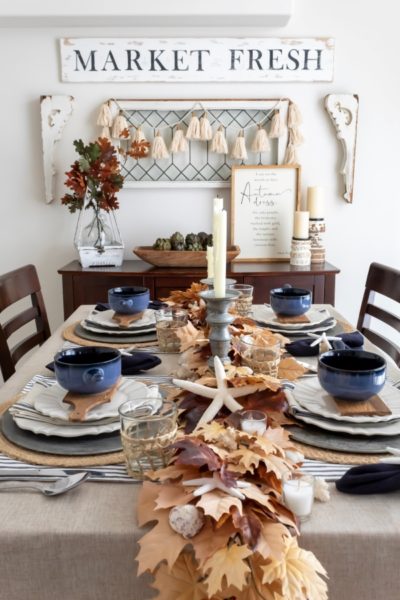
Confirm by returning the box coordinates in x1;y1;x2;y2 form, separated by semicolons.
0;304;399;600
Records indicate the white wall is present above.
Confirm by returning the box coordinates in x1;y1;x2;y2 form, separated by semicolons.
0;0;399;332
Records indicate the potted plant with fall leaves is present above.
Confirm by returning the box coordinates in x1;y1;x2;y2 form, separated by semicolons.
61;137;125;267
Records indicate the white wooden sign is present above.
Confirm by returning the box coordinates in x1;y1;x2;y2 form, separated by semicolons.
60;38;334;83
231;165;301;262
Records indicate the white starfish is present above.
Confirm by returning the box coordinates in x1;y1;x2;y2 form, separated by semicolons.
308;332;341;353
183;472;251;500
172;355;262;427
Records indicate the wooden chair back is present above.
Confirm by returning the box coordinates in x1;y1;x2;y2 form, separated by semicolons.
0;264;50;381
357;262;400;367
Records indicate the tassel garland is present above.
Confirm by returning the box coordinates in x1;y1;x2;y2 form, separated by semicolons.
186;112;201;140
151;130;169;159
269;110;286;138
128;126;151;159
283;143;298;165
199;112;213;141
100;126;111;140
170;126;188;153
288;102;303;128
210;126;228;154
97;102;113;127
231;130;248;160
111;110;129;139
289;127;304;146
251;125;270;153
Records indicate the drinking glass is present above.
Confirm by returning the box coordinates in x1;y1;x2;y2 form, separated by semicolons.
119;399;178;478
239;335;280;376
155;308;188;352
282;471;315;522
229;284;254;317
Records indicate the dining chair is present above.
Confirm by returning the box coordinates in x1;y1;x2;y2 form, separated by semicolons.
0;264;50;381
357;262;400;367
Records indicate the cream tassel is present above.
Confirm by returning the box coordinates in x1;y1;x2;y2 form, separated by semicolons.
251;125;270;153
151;130;169;159
96;101;113;127
210;126;228;154
170;126;188;153
283;143;298;164
231;130;248;160
111;110;129;139
288;102;303;128
100;126;111;140
128;126;151;158
289;127;304;146
186;112;201;140
269;110;286;138
199;112;213;141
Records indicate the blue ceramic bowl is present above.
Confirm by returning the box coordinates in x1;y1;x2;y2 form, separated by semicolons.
318;350;386;401
54;347;121;395
108;286;150;315
270;285;312;316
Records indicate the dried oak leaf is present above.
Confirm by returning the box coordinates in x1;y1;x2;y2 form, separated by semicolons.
161;283;207;308
137;481;160;527
202;542;253;596
192;517;237;568
152;552;208;600
175;321;202;352
155;484;194;510
231;506;262;550
146;463;199;483
136;509;189;574
238;389;288;415
277;357;307;381
127;139;151;158
173;438;221;471
261;536;328;600
196;489;243;522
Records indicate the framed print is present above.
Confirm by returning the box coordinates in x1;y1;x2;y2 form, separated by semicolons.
231;164;301;262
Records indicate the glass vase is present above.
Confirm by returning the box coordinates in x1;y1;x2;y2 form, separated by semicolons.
74;207;124;267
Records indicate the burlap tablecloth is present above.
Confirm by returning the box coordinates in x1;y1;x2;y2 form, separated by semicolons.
0;305;399;600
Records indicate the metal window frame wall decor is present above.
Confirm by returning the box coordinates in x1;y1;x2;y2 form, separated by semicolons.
110;98;290;188
231;164;301;262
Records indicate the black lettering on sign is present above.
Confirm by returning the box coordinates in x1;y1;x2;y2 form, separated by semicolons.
189;49;210;71
149;49;167;71
248;49;263;70
229;49;244;70
126;49;142;71
102;50;120;71
173;49;189;71
287;49;300;70
74;50;97;71
303;49;322;70
269;49;284;70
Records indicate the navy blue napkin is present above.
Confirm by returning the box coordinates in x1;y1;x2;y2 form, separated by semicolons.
285;331;364;357
95;300;167;311
336;463;400;494
46;352;161;376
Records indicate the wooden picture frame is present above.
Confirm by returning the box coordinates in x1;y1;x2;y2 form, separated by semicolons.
231;164;301;262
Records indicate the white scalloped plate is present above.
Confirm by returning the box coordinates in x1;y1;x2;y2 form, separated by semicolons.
88;308;156;330
253;306;332;330
13;415;121;438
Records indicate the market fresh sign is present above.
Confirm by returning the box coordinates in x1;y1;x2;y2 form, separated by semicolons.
60;38;334;83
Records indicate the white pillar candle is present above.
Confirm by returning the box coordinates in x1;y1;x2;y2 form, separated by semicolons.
240;410;267;435
307;186;324;219
283;476;314;519
293;211;310;239
212;196;223;278
206;246;214;279
213;210;227;298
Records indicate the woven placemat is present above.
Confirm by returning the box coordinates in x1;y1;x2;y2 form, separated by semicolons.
63;322;158;349
292;440;386;465
0;396;124;467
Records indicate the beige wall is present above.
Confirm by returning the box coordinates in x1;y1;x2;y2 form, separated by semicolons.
0;0;399;333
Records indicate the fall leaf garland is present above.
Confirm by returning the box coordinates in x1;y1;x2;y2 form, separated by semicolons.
137;423;328;600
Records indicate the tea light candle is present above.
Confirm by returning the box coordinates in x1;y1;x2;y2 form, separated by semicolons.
293;211;309;240
307;186;324;219
283;473;314;521
240;410;267;435
213;209;227;298
206;246;214;279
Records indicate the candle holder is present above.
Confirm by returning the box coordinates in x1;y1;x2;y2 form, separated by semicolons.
309;218;326;264
239;410;267;435
290;237;311;267
200;278;236;290
199;289;240;366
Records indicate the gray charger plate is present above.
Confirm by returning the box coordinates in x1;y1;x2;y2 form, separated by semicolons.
74;323;158;344
1;410;122;455
287;424;400;454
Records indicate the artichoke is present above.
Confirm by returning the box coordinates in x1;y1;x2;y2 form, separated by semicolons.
197;231;209;250
170;231;185;251
206;233;213;248
153;237;172;251
185;233;200;250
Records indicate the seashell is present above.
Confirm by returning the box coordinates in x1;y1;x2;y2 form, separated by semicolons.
314;477;330;502
168;504;204;539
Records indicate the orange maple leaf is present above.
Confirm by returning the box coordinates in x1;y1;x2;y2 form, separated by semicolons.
202;542;253;595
